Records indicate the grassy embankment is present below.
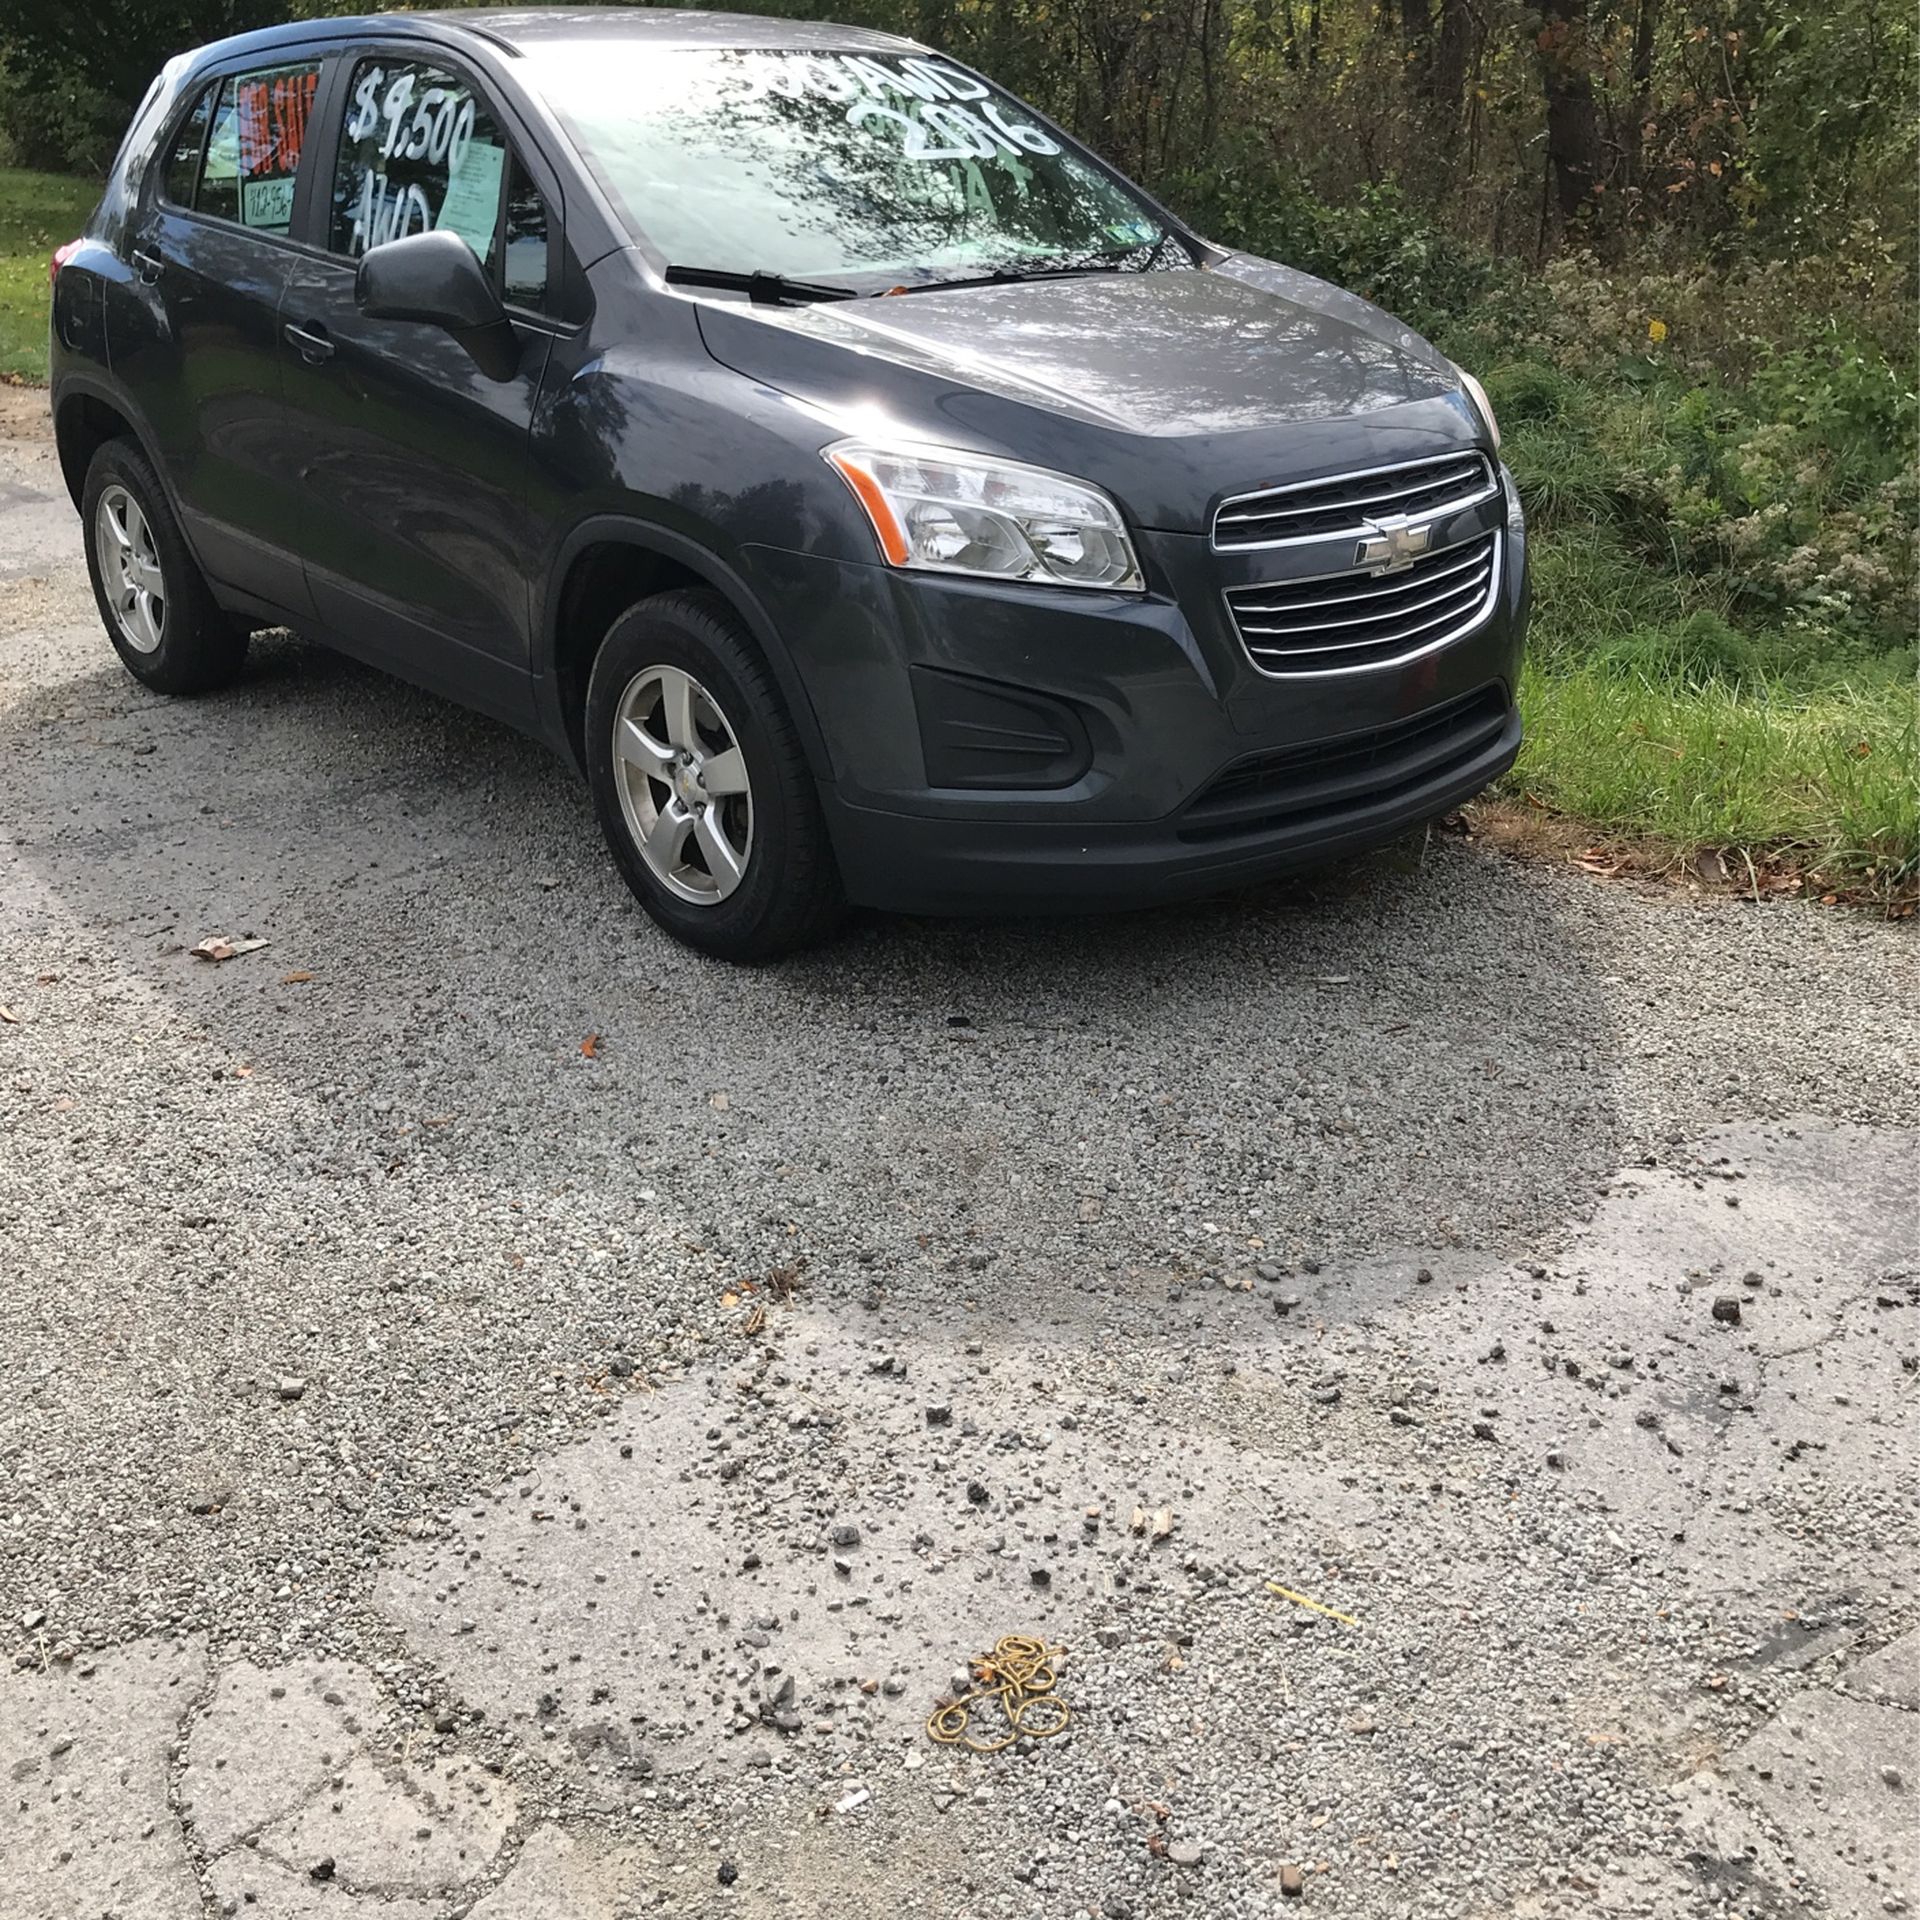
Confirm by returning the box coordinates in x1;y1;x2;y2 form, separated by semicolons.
0;165;92;381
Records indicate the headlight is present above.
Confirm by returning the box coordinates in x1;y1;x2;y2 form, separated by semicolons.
1453;365;1501;453
825;439;1144;592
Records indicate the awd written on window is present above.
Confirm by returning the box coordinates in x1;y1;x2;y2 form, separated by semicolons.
331;61;508;266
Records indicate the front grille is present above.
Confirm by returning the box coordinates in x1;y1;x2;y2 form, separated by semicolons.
1214;451;1496;549
1179;685;1512;842
1224;529;1500;676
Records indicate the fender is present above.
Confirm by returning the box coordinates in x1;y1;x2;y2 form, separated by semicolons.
535;512;837;785
51;369;174;517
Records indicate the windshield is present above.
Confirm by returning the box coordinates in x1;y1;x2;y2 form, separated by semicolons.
521;44;1174;286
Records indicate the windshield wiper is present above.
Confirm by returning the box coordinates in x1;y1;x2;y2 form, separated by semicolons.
665;265;858;305
880;245;1176;298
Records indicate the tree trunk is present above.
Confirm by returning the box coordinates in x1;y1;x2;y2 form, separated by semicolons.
1400;0;1434;93
1425;0;1476;153
1270;0;1301;67
1625;0;1660;195
1536;0;1603;228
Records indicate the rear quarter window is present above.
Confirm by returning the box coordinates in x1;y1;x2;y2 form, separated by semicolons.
162;85;215;207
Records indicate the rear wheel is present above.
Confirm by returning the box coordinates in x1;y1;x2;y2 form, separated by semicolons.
81;439;246;694
585;590;842;960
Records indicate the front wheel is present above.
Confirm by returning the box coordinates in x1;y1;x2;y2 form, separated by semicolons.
584;590;843;961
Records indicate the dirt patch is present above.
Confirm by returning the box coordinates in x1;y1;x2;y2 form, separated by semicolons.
1464;796;1918;915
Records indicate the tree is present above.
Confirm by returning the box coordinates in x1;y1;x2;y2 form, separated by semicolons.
1534;0;1603;232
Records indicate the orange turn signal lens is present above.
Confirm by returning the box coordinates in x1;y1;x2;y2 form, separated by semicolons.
825;448;909;566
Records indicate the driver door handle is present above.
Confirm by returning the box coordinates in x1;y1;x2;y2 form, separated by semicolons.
132;249;164;284
284;321;334;364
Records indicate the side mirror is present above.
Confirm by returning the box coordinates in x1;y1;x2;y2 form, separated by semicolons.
355;229;520;381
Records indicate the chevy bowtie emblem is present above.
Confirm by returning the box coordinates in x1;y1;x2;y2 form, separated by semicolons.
1355;518;1433;575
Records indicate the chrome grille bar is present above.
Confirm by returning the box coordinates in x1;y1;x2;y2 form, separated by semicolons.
1224;530;1502;677
1214;451;1497;550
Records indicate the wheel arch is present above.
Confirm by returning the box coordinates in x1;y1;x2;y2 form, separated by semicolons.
53;385;145;511
540;517;834;784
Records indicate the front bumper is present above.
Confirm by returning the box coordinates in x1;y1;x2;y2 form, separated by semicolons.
747;494;1529;915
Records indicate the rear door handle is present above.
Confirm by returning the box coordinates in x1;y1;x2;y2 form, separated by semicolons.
132;249;163;284
284;321;334;364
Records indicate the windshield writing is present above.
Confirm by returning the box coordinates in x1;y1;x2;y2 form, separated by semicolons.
522;46;1168;284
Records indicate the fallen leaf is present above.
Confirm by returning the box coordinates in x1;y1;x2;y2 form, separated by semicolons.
189;935;268;963
0;1006;16;1024
1152;1506;1175;1541
721;1290;740;1309
580;1033;600;1059
1129;1506;1148;1536
281;970;314;985
709;1090;730;1111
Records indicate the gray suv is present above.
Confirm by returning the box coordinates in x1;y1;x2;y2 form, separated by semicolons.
48;6;1527;959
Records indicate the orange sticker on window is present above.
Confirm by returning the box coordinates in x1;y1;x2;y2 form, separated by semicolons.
238;66;318;179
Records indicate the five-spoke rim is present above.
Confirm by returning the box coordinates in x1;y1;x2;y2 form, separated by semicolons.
95;485;167;656
611;665;753;906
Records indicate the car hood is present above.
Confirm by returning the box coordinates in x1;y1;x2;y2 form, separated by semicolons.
694;255;1483;533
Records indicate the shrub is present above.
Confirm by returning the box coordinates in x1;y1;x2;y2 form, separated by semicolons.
0;57;118;176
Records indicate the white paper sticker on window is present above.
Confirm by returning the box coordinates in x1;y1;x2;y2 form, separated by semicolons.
435;139;504;258
242;175;296;231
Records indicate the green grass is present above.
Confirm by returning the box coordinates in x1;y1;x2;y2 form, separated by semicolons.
0;167;97;381
1500;410;1920;899
1510;658;1918;894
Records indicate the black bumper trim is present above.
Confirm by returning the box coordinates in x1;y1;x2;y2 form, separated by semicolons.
824;698;1522;915
1177;685;1511;841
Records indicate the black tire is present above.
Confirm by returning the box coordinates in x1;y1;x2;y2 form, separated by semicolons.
81;438;247;695
585;589;844;961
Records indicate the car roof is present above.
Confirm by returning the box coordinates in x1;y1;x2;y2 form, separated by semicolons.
412;7;922;53
171;7;922;75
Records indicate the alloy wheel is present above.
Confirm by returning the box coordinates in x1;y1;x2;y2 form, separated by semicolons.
610;664;754;904
95;484;167;656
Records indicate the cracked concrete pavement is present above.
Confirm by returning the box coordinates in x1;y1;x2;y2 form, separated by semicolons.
2;383;1917;1918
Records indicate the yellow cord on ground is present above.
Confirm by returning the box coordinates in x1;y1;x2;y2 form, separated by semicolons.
1265;1579;1360;1627
926;1634;1071;1753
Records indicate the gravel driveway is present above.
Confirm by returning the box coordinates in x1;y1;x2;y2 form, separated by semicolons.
2;383;1916;1920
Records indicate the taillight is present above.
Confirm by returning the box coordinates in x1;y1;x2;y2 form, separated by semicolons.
49;239;83;287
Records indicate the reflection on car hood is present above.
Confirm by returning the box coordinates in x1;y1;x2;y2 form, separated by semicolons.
701;258;1456;436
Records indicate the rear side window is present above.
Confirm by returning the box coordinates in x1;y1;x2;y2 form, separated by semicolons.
195;60;322;234
162;84;215;206
330;59;550;311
